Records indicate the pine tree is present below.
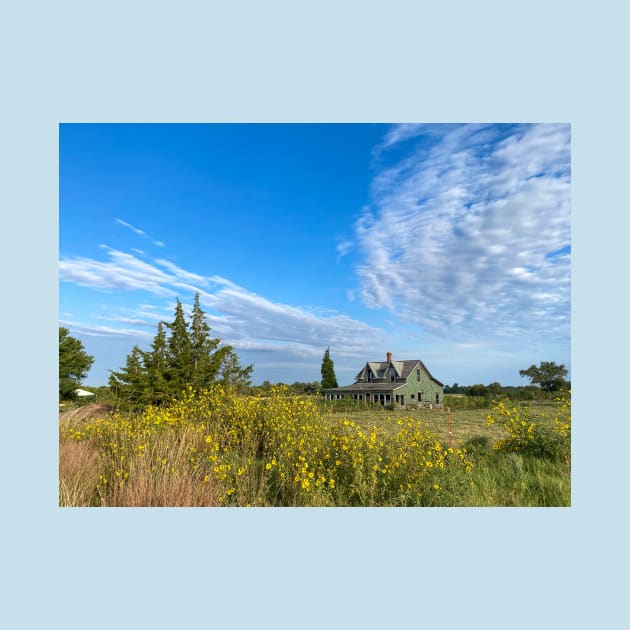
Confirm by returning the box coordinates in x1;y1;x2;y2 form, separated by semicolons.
320;348;338;389
189;292;221;389
144;321;169;405
108;346;150;407
218;348;253;392
166;298;193;395
109;294;253;407
59;327;94;399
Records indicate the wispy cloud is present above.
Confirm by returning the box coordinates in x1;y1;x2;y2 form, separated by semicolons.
372;123;425;154
355;123;571;345
336;239;354;259
116;218;166;247
59;249;386;359
115;219;145;235
59;248;176;296
199;280;385;357
59;319;154;339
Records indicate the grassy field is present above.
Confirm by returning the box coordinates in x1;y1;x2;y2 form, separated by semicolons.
322;401;563;446
59;389;571;508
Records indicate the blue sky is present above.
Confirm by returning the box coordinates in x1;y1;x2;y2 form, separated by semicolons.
59;123;571;387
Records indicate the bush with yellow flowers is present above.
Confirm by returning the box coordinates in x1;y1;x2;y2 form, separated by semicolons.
486;392;571;462
61;385;474;507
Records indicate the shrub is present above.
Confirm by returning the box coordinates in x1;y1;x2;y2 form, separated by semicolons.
60;384;474;507
485;392;571;462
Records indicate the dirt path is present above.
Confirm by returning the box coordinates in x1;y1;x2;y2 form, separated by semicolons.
59;403;115;424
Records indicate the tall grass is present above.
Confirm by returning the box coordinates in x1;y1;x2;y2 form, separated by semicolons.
59;387;570;507
59;440;100;506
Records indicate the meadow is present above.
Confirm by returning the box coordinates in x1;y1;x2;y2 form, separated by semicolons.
59;387;570;507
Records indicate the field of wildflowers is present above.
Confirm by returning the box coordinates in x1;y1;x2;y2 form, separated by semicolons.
59;386;571;507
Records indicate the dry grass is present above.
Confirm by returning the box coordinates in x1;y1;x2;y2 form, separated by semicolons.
59;418;221;506
59;440;100;506
105;470;219;507
104;427;220;507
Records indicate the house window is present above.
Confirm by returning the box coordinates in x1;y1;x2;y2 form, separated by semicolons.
390;371;395;382
418;392;422;401
417;369;421;381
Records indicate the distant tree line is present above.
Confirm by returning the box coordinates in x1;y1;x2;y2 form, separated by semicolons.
444;362;569;401
109;293;252;408
249;381;322;396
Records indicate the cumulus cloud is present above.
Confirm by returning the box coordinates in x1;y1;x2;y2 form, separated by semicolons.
355;123;571;345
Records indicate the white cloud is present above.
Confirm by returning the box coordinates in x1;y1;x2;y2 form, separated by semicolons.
59;249;176;296
336;239;353;259
59;248;387;367
355;123;571;346
154;259;208;285
115;218;145;235
60;319;153;339
116;217;166;248
199;281;385;357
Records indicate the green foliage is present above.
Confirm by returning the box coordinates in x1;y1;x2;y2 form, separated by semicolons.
61;388;571;507
59;327;94;399
165;299;194;394
323;397;372;412
109;293;253;407
320;348;338;389
519;361;568;392
461;436;493;463
216;348;254;392
466;384;489;397
189;292;222;388
486;393;571;462
462;453;570;507
109;346;151;409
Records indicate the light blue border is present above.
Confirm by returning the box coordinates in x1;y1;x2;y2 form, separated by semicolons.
3;1;627;628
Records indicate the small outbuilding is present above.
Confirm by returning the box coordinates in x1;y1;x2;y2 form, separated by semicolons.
73;388;96;398
324;352;444;408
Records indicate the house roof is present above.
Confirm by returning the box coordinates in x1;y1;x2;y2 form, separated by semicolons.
355;359;443;386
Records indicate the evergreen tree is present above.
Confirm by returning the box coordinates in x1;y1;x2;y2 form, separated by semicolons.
109;294;253;407
189;292;221;388
320;348;338;389
59;327;94;399
165;299;193;395
144;321;169;405
218;348;253;392
108;346;150;407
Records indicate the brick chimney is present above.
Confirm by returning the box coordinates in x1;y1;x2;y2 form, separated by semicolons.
386;351;392;363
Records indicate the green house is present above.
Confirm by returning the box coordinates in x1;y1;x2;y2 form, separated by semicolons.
324;352;444;408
